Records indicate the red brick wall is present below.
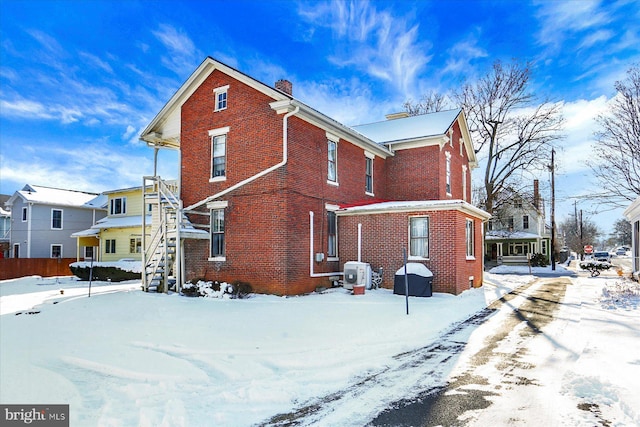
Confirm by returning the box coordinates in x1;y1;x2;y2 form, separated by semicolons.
178;71;481;295
337;208;484;295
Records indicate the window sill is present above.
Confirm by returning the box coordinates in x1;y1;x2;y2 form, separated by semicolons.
208;256;226;262
214;107;227;113
327;257;339;262
466;256;476;261
210;176;226;183
365;191;374;197
408;255;429;261
327;180;339;187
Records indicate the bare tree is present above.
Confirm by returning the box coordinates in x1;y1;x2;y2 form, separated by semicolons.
558;215;602;256
404;60;564;217
587;65;640;207
403;90;452;115
456;61;564;216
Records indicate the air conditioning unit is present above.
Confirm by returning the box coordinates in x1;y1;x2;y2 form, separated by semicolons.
343;261;372;290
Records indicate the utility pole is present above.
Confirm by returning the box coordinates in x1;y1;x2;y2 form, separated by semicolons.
550;148;556;271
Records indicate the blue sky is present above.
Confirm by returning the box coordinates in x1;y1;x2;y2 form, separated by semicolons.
1;0;639;238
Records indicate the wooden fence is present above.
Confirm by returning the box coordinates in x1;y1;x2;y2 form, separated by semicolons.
0;258;77;281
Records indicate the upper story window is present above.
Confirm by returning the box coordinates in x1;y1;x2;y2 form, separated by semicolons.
523;215;529;229
445;152;452;195
327;139;338;184
508;216;514;230
110;197;126;215
409;216;429;258
51;209;63;230
365;153;374;195
209;127;230;181
214;85;229;112
22;207;27;222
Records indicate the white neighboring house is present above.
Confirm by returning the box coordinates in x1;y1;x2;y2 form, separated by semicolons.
623;196;640;276
5;184;107;259
484;180;551;265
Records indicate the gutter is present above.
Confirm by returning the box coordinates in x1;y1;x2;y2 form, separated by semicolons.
184;105;300;211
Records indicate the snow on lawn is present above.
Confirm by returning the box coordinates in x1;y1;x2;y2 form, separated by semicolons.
1;265;638;426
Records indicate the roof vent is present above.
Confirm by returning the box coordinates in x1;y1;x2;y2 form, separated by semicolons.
275;79;293;96
385;112;410;120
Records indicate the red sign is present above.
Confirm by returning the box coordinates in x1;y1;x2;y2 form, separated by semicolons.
584;245;593;254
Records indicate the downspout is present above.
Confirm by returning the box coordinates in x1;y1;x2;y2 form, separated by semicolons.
309;211;344;278
27;203;32;258
184;105;300;212
357;223;362;262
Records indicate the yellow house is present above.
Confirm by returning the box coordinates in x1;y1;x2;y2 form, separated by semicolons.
72;186;151;262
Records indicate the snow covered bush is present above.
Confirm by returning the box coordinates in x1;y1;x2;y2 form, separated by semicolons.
579;260;611;277
69;261;142;282
600;279;640;310
182;280;252;299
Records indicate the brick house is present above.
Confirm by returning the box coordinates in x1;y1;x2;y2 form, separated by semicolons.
140;57;490;295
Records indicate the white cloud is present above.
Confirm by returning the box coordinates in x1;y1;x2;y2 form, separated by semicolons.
152;23;201;77
79;51;113;74
442;32;488;76
297;1;430;94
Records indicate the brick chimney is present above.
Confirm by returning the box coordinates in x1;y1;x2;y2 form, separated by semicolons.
533;179;540;210
275;79;292;96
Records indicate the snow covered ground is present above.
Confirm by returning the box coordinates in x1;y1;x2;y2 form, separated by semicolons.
1;264;638;426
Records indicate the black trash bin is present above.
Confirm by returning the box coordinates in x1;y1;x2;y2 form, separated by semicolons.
394;263;433;297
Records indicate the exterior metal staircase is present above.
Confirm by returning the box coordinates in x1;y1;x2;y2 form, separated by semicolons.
142;176;182;293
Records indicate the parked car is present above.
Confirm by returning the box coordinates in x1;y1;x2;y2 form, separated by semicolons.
616;248;627;256
593;251;612;263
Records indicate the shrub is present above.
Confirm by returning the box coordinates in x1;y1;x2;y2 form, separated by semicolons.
580;260;612;277
69;263;140;282
529;253;549;267
181;280;252;299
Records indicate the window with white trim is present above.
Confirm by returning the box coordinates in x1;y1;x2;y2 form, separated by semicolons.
129;237;142;253
22;207;27;222
214;85;229;112
462;165;468;202
327;210;337;257
209;126;230;180
365;153;373;194
84;246;94;260
210;208;225;257
110;197;126;215
445;152;452;195
328;139;337;183
51;244;62;258
409;217;429;258
105;239;116;254
523;215;529;229
466;219;474;258
51;209;63;230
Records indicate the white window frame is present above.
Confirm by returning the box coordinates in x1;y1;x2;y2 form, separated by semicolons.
129;237;142;254
327;135;339;186
50;244;62;258
51;208;63;230
365;151;374;196
523;215;530;229
462;165;468;202
445;151;452;195
409;216;430;259
214;85;229;112
84;246;94;260
208;201;228;261
110;197;127;216
22;207;27;222
209;127;230;182
326;203;339;261
466;218;475;259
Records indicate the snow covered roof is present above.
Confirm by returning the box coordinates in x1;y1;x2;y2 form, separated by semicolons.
6;184;107;209
0;207;9;216
485;230;543;240
91;215;151;230
337;199;491;220
352;109;461;144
